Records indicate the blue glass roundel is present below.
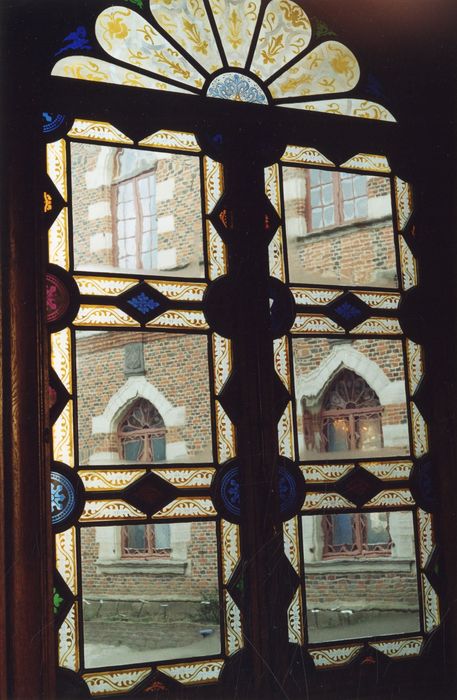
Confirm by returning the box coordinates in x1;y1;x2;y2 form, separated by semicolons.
207;72;269;105
221;465;297;517
221;466;241;517
51;471;76;526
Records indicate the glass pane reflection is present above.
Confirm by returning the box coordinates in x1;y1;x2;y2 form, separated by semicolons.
292;338;410;460
71;143;204;277
75;331;213;465
81;522;221;667
302;511;420;643
283;167;397;288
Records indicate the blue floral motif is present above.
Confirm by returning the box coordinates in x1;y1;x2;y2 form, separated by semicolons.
50;472;76;526
42;113;65;134
334;301;362;321
221;466;241;517
127;292;160;315
54;26;92;57
51;483;66;513
207;73;269;105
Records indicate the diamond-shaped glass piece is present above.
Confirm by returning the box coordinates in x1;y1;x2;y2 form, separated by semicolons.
123;472;177;516
127;292;160;315
119;283;168;323
336;466;382;507
328;292;370;331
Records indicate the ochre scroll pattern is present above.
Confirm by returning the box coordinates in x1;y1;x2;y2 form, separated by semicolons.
394;177;413;231
411;402;429;457
215;400;236;463
224;591;244;655
153;497;217;519
83;668;152;696
364;489;414;509
209;0;261;68
303;492;355;511
56;527;78;594
406;339;424;396
422;574;440;632
49;207;70;271
58;604;79;671
350;317;402;335
207;220;228;280
399;236;417;291
251;0;311;81
268;228;286;281
47;139;67;200
283;517;300;574
278;99;396;122
340;153;391;173
301;463;355;483
371;637;423;659
139;129;200;152
287;587;304;645
212;334;232;394
310;644;362;668
95;8;204;89
264;163;281;215
418;508;435;569
278;402;295;459
353;291;400;310
53;400;74;467
204;157;224;214
291;314;344;334
150;0;222;74
270;42;360;100
74;305;139;327
75;276;138;296
67;119;133;144
290;287;342;306
53;56;194;94
221;520;240;584
273;336;291;389
51;328;72;392
80;499;146;522
79;470;146;491
146;310;209;330
281;145;334;166
157;659;224;684
360;461;412;481
151;467;215;489
147;280;207;302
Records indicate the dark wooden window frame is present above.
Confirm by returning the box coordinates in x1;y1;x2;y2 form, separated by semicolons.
322;513;393;559
305;169;368;232
121;524;171;560
112;169;157;271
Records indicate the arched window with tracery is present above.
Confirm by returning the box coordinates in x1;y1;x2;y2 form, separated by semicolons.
321;369;383;454
117;398;166;462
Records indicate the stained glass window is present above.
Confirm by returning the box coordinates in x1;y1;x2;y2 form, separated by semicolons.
44;1;440;697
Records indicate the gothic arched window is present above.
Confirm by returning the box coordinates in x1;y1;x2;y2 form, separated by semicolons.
321;369;383;453
117;398;166;462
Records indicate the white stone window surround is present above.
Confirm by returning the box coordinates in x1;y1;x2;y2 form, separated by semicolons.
296;345;409;454
93;523;192;576
90;376;187;463
296;344;407;412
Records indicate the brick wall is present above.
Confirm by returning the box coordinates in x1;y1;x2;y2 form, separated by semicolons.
76;330;213;463
305;570;418;608
81;521;219;601
71;143;203;274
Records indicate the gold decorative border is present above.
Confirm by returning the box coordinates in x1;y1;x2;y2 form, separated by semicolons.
67;119;133;144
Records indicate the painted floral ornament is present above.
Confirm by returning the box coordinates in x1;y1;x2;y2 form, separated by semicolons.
52;0;395;122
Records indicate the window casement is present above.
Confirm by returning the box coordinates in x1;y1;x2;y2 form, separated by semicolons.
306;169;368;232
112;170;157;271
322;513;393;559
24;0;447;697
117;398;166;463
121;524;171;559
